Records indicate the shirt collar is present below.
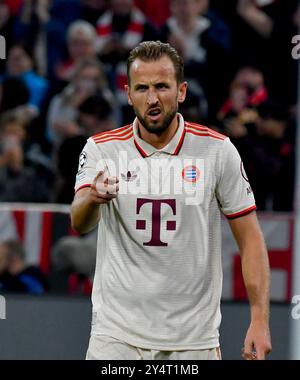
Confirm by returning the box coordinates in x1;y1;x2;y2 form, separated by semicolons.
133;113;186;158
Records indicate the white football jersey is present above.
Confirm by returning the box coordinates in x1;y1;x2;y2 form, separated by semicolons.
75;114;256;350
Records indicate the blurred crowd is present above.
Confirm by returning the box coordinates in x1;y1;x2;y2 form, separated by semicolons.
0;239;48;294
0;0;298;212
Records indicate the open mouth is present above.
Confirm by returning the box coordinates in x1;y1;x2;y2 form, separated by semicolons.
147;108;162;121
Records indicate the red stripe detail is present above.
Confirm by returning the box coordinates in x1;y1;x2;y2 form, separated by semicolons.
185;122;208;130
185;129;225;141
75;184;92;193
134;139;148;158
173;127;186;155
128;22;144;33
94;133;133;144
185;125;226;140
92;124;132;140
186;122;227;139
39;212;53;274
186;122;227;138
93;127;132;142
185;122;207;132
207;128;227;139
12;210;25;241
96;25;112;36
226;205;257;219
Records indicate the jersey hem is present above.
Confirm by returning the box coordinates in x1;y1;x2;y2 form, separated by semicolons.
90;330;219;351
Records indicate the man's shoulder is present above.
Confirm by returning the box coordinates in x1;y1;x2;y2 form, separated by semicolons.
90;125;134;146
184;121;227;144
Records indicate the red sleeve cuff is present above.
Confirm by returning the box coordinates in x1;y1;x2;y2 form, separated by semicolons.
75;184;92;193
225;205;257;220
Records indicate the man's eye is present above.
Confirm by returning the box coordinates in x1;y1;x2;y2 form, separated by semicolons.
157;84;167;89
137;86;147;91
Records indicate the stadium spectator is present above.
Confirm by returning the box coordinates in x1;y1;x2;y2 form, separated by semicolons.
252;102;295;211
0;113;27;174
1;43;49;121
96;0;159;124
0;240;48;294
4;0;23;16
55;20;98;83
51;229;97;295
134;0;170;27
54;91;115;203
47;58;114;146
0;0;15;72
77;90;115;135
236;0;299;106
14;0;83;79
13;0;52;77
80;0;108;26
0;113;53;202
218;66;268;125
161;0;231;120
225;102;295;212
0;77;29;116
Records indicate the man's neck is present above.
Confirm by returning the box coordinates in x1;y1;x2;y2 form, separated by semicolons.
138;115;179;150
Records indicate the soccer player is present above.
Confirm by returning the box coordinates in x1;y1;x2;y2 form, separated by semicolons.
71;41;272;360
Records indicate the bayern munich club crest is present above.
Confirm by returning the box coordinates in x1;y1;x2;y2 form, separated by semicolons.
182;165;201;183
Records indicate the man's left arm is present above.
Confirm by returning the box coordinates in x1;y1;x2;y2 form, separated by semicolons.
228;211;272;360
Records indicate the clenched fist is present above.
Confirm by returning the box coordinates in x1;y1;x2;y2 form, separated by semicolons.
89;169;119;205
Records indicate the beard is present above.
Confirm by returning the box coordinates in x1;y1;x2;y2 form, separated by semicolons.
133;105;178;135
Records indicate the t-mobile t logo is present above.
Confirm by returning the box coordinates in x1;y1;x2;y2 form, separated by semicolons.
136;199;176;247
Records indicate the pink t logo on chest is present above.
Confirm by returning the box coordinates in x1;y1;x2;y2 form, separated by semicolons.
136;199;176;247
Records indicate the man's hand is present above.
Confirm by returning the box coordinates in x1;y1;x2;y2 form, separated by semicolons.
90;170;119;204
242;320;272;360
229;213;271;361
71;170;119;234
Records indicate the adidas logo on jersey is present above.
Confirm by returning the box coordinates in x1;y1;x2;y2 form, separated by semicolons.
121;171;138;182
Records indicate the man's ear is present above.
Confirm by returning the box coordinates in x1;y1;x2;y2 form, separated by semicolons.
125;84;133;106
178;81;187;104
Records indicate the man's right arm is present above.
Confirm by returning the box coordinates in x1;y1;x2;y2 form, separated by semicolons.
71;171;119;234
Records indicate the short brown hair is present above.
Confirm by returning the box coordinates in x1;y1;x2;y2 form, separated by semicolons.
127;41;184;84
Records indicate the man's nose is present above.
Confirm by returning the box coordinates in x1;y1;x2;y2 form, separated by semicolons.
146;89;158;105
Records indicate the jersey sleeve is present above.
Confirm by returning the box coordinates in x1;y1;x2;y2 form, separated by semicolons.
74;138;105;193
216;138;256;219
